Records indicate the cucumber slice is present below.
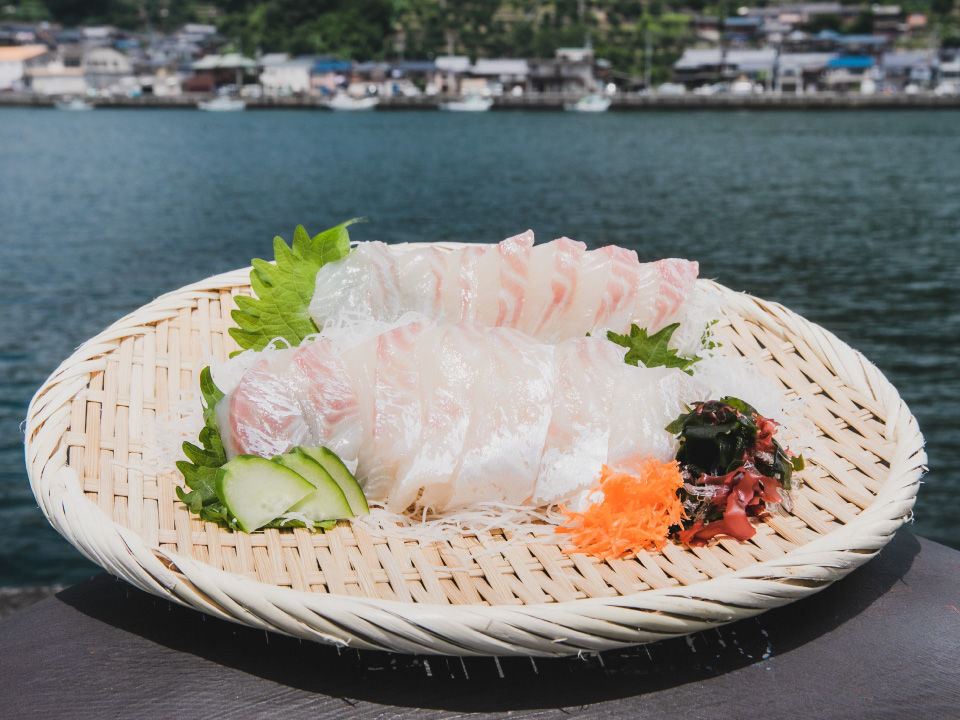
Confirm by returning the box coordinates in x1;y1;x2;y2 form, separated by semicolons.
215;455;316;533
300;446;370;516
275;448;353;522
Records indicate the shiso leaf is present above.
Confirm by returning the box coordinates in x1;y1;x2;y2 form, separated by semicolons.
606;322;700;375
176;367;238;528
229;219;361;352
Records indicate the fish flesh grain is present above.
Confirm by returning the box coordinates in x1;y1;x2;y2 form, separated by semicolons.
308;233;699;342
217;318;706;512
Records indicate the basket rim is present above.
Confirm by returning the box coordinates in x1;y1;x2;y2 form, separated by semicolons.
23;255;926;656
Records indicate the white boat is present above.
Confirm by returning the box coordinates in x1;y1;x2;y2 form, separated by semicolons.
325;94;379;111
564;94;611;112
55;98;94;111
439;94;493;112
197;96;246;112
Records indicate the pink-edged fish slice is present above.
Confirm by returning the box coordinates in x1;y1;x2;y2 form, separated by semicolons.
647;258;700;332
395;245;448;318
453;244;490;324
495;230;535;329
291;338;363;461
523;237;587;341
362;319;434;501
592;245;644;334
221;350;313;460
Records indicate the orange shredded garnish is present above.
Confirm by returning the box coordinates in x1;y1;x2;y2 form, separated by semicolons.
556;457;686;559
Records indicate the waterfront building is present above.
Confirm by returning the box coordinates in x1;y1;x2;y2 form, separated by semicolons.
189;53;257;92
822;55;875;91
672;48;777;87
881;50;934;90
468;58;529;96
528;47;598;94
260;54;314;96
381;61;435;96
311;57;352;95
435;56;471;95
776;52;835;92
83;47;134;93
25;61;86;95
0;44;50;91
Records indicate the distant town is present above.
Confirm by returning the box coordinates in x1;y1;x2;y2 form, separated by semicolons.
2;4;960;110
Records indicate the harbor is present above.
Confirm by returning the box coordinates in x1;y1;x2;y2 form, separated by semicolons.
4;89;960;110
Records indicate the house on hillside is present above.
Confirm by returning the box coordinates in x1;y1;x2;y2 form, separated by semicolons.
0;44;50;91
672;48;776;86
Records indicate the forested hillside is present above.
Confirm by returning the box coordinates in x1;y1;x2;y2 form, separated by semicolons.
7;0;959;81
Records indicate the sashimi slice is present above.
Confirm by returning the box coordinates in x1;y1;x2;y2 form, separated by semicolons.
361;319;433;502
220;349;313;459
592;245;643;334
337;335;378;460
521;237;586;341
309;241;402;327
292;338;362;461
606;365;705;470
473;244;502;326
453;245;488;324
648;258;700;331
447;327;555;509
395;246;446;317
533;337;624;506
558;245;612;339
384;323;481;511
496;230;535;328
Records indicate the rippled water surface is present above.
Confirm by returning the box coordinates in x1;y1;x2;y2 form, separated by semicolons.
1;108;957;587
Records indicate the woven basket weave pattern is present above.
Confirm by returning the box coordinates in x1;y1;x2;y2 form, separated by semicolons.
24;257;925;655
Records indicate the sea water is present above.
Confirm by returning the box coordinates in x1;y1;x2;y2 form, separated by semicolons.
1;108;957;587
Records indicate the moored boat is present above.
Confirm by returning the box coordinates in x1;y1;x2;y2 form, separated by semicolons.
197;96;246;112
439;94;493;112
564;94;611;113
54;98;94;111
325;93;379;111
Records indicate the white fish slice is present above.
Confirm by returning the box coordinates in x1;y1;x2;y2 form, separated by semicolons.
447;326;555;510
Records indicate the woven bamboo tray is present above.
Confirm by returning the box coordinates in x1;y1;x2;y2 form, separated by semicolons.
24;250;925;657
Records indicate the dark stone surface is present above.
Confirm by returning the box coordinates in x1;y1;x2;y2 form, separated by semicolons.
2;530;959;719
0;585;61;619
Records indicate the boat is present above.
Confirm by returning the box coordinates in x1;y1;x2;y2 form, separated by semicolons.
439;94;493;112
54;98;94;111
197;96;246;112
324;94;379;111
564;94;611;113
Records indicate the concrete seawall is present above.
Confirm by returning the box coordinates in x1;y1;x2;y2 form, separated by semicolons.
3;91;960;111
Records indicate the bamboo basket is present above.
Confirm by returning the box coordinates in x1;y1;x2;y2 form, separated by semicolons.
24;246;925;656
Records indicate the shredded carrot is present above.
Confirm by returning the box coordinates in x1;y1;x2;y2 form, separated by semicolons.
556;457;686;560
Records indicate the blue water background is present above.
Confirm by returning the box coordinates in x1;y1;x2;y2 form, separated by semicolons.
1;108;957;587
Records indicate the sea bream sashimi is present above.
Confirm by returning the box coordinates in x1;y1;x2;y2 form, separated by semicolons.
307;232;699;342
214;317;706;512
